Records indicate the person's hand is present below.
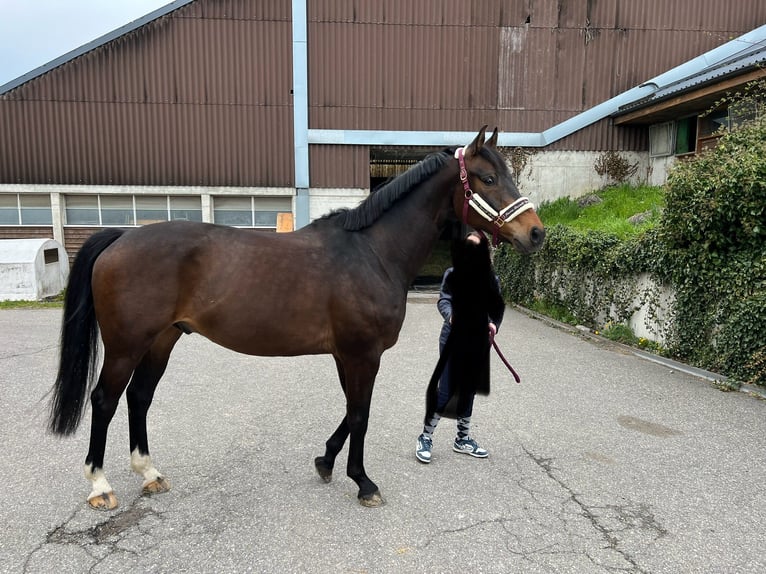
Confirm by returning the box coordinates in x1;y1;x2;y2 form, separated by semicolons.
488;322;497;338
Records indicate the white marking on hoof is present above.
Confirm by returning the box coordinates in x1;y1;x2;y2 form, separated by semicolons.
131;449;164;488
84;464;117;509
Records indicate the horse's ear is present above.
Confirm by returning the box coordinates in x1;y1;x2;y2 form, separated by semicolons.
466;125;488;156
486;127;499;148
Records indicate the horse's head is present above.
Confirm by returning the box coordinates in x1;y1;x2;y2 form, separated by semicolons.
451;126;545;254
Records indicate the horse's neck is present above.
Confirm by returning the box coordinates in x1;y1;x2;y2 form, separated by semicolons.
365;169;456;287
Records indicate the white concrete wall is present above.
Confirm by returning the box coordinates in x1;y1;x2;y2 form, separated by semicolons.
309;188;368;221
516;150;659;204
606;273;674;346
646;155;676;187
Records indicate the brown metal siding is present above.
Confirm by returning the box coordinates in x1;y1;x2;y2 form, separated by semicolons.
309;144;369;188
308;0;766;150
62;227;104;265
0;0;294;186
1;100;293;185
1;0;765;191
0;227;54;240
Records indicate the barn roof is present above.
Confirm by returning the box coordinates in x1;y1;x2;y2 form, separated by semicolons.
615;32;766;118
0;0;195;94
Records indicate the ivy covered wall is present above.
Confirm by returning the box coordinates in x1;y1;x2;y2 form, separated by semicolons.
496;93;766;386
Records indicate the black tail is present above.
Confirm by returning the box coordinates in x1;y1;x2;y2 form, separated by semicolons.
48;228;125;435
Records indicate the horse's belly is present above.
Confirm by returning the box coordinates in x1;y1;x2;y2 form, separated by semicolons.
194;320;332;357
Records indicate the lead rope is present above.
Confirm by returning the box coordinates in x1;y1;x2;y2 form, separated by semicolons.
489;330;521;383
456;145;523;382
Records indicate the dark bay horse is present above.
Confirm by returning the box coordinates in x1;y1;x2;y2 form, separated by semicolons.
48;127;545;509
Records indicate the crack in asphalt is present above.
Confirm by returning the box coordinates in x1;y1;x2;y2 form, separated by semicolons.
0;344;59;361
24;499;163;573
522;444;665;574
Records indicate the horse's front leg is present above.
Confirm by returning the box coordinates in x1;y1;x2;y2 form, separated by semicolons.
314;416;349;483
343;353;383;507
315;357;350;482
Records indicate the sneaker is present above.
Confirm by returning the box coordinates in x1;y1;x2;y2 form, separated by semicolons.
416;434;433;463
453;437;489;458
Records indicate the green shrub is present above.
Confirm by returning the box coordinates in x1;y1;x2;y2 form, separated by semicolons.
658;110;766;384
498;98;765;386
496;221;664;330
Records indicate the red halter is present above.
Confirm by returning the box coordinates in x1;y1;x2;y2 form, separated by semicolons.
455;147;534;247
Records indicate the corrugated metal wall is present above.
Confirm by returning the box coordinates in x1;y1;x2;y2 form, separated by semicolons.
0;226;53;240
0;0;294;186
309;0;766;142
1;0;764;189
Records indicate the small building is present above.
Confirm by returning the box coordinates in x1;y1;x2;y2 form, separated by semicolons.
613;35;766;162
0;239;69;301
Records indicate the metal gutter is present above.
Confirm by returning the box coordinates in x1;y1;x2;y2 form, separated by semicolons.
617;41;766;115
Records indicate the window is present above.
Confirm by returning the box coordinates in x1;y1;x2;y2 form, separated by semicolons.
729;98;762;129
0;194;17;224
169;196;202;222
648;122;674;157
64;195;202;226
212;196;291;229
214;197;253;226
698;109;729;138
65;196;100;225
44;249;59;264
101;196;134;225
136;196;168;224
674;116;697;155
0;194;53;225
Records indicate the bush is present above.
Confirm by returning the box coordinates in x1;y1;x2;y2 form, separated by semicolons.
498;88;766;386
658;110;766;384
496;223;664;329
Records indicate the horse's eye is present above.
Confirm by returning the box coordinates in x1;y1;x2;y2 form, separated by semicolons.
481;175;496;186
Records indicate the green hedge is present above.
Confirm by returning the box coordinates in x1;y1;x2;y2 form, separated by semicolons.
497;112;766;386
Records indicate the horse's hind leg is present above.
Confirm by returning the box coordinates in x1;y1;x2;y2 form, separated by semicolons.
315;358;350;482
127;327;181;497
85;355;137;510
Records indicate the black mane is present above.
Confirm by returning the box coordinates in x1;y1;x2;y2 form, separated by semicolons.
320;150;452;231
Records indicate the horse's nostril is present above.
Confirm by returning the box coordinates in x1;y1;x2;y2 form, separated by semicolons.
530;226;545;245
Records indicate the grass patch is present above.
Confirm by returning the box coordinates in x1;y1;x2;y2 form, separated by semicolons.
0;293;64;309
538;184;664;239
529;299;578;325
596;321;667;355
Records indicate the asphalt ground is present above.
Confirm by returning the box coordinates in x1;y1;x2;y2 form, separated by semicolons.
1;299;764;574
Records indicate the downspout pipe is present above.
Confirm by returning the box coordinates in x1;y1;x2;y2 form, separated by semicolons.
292;0;310;228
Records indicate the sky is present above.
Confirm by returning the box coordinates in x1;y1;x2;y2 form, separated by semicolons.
0;0;173;87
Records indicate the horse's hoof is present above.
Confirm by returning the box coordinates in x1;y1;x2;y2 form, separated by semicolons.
358;491;384;507
142;476;171;495
88;491;118;511
314;457;333;483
